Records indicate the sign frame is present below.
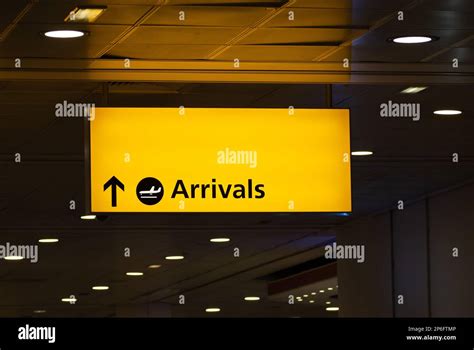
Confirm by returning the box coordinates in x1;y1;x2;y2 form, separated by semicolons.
84;107;352;215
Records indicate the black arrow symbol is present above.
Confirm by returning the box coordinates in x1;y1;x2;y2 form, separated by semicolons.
103;176;125;207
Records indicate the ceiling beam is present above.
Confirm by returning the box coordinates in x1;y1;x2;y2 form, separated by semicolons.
0;59;472;84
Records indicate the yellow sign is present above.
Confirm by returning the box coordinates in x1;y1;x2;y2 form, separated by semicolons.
89;108;351;213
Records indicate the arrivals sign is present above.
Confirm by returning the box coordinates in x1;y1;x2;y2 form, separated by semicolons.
88;108;351;213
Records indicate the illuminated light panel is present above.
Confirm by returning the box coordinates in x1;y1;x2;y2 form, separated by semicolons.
44;30;85;38
401;86;427;94
205;308;220;313
392;36;433;44
434;110;462;116
65;6;107;23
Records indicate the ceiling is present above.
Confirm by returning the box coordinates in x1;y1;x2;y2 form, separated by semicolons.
0;0;473;83
0;0;473;317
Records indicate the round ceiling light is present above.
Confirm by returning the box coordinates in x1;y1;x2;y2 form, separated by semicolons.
210;238;230;243
205;308;221;313
391;36;435;44
4;255;24;261
92;286;109;291
44;30;85;38
38;238;59;243
434;110;462;116
351;151;373;156
244;296;260;301
165;255;184;260
126;272;143;276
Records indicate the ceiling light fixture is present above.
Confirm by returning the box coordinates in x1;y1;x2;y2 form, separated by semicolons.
4;255;24;261
434;110;462;116
44;30;86;39
319;290;325;293
33;310;46;314
210;238;230;243
401;86;428;94
165;255;184;260
244;296;260;301
148;264;161;269
126;272;143;276
390;36;435;44
303;294;308;298
38;238;59;243
80;215;96;220
61;297;77;303
326;307;339;311
92;286;109;291
309;300;315;304
65;6;107;23
327;287;334;291
351;151;373;156
326;301;332;305
205;308;221;313
311;292;316;295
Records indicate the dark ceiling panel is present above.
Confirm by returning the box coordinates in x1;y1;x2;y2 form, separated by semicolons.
292;0;412;10
240;27;367;45
0;0;30;34
122;25;243;44
264;8;380;28
145;5;271;26
108;43;219;59
215;45;335;61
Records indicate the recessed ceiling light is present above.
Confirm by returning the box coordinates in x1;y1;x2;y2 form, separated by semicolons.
303;294;308;298
65;6;107;23
326;306;339;311
391;36;434;44
33;310;46;314
205;308;221;313
401;86;428;94
38;238;59;243
327;287;333;291
165;255;184;260
311;292;316;295
326;301;332;305
210;238;230;243
92;286;109;291
319;290;325;293
148;264;161;269
297;299;302;302
434;110;462;116
61;297;77;303
80;215;96;220
309;300;315;304
244;296;260;301
126;272;143;276
4;255;24;261
351;151;373;156
44;30;86;39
